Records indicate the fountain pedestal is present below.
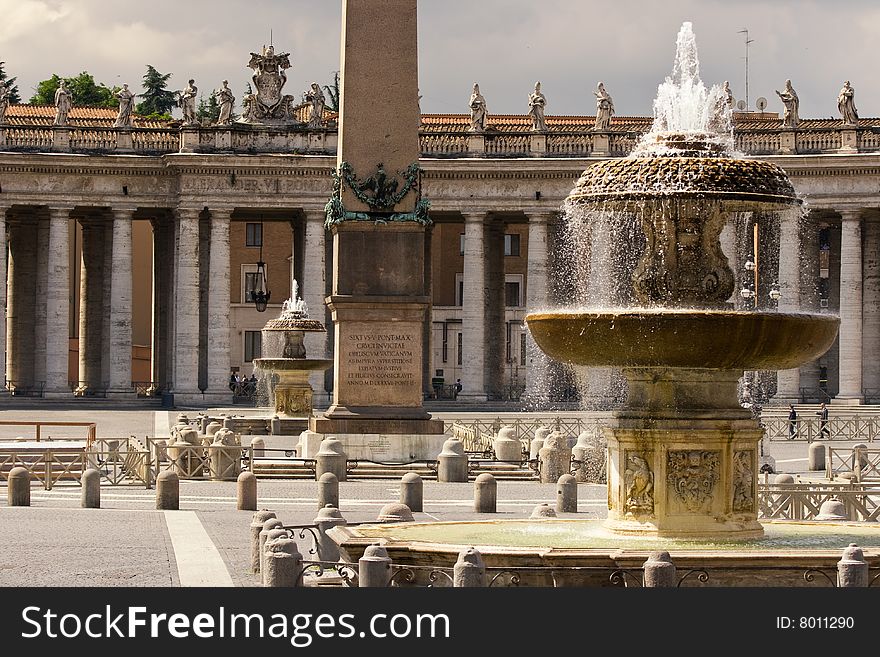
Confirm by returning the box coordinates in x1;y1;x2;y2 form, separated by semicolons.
605;368;763;537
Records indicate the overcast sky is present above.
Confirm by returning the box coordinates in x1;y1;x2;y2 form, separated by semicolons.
0;0;876;120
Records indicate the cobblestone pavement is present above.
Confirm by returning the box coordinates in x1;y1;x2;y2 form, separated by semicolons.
0;408;867;587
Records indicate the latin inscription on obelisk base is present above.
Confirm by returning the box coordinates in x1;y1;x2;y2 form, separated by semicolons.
307;0;445;460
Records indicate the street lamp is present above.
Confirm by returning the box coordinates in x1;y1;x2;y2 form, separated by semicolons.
249;221;271;312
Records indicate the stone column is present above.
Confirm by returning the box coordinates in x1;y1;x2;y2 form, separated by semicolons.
862;218;880;394
206;209;232;402
302;210;329;404
173;208;202;402
33;218;48;386
798;214;822;393
524;212;551;402
151;215;175;392
837;210;863;403
0;207;7;389
107;208;136;397
775;209;801;402
460;212;488;401
6;219;36;388
78;219;105;393
100;220;114;389
44;207;72;397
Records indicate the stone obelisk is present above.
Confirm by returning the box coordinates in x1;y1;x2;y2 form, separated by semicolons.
308;0;445;461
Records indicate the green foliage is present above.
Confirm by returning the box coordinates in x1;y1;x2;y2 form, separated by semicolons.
136;65;176;116
29;72;118;107
322;71;340;112
196;93;220;123
0;61;21;104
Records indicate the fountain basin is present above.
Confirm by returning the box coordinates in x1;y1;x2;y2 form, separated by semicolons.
525;309;839;371
567;156;799;209
329;519;880;586
253;358;334;372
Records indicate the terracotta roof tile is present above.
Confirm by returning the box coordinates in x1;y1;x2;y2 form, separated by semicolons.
4;104;174;129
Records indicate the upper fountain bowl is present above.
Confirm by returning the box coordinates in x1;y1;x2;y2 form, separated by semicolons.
568;136;799;211
525;309;839;371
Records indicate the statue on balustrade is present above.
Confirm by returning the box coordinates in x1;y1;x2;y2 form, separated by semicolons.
528;81;547;132
305;82;325;129
838;80;858;126
469;83;487;132
114;83;134;128
775;79;799;129
214;80;235;125
722;80;735;111
593;81;614;131
54;79;72;126
179;79;199;126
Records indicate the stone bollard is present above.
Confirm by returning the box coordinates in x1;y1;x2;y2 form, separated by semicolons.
556;474;578;513
473;473;497;513
643;551;677;587
454;547;487;587
530;426;551;461
313;505;347;563
250;437;266;458
205;421;223;438
837;544;869;587
808;442;826;471
358;545;392;587
7;467;31;507
852;443;868;472
318;472;340;510
493;426;522;462
270;415;282;435
530;503;556;519
571;432;592;482
538;431;566;484
315;438;348;482
816;497;848;521
250;510;277;573
437;438;469;483
199;415;210;435
155;470;179;510
400;473;423;512
81;468;101;509
774;473;795;484
237;471;258;510
222;416;236;430
263;537;303;587
258;518;285;575
260;528;289;585
377;502;414;522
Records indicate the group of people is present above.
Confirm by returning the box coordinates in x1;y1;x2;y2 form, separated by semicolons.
229;371;258;397
787;402;830;440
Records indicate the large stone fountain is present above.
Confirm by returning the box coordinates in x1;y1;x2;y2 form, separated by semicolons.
252;281;333;417
330;23;878;585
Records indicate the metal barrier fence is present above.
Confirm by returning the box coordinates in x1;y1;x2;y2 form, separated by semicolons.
763;416;880;442
0;443;86;490
826;446;880;482
757;482;880;521
0;421;97;446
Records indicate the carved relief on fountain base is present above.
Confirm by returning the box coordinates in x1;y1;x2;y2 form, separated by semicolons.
605;424;764;538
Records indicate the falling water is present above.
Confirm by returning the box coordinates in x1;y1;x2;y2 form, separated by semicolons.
524;21;807;411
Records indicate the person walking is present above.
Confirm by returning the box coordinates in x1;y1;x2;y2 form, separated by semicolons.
787;404;798;439
816;402;830;439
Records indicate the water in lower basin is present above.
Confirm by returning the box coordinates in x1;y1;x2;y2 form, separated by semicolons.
354;519;880;551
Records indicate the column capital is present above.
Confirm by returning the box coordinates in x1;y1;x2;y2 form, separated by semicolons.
111;206;137;219
526;211;558;224
461;211;490;224
303;208;328;221
839;209;864;223
46;206;74;219
209;207;234;221
175;207;203;220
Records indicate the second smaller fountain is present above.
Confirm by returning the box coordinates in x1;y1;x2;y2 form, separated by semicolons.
252;281;333;417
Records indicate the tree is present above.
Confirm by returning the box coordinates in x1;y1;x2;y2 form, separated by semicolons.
322;70;340;112
30;72;118;107
0;62;21;104
196;93;220;124
136;65;176;118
